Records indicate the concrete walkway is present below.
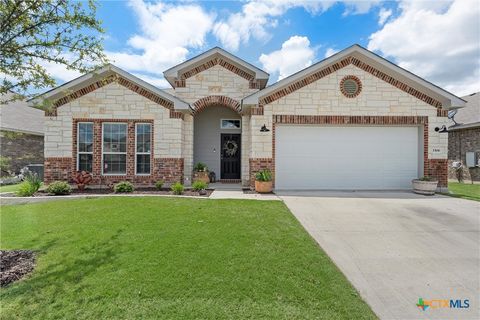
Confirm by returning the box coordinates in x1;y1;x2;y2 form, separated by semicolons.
278;191;480;320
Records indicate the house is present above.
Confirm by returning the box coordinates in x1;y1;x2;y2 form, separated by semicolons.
0;92;44;174
31;45;465;191
448;92;480;181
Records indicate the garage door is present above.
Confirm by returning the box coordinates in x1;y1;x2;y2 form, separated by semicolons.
275;126;420;190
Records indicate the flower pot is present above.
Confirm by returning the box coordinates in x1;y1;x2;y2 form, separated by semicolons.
193;171;210;184
255;180;272;193
412;179;438;195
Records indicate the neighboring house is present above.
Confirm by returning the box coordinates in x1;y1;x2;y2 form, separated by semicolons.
31;45;465;190
448;92;480;181
0;92;44;174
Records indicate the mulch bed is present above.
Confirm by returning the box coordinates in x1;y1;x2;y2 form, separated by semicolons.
35;187;213;197
0;250;36;287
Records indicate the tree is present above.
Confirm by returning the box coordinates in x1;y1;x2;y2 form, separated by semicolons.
0;0;108;101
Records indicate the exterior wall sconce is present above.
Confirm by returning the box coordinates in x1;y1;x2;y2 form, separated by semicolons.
434;125;448;133
260;124;270;132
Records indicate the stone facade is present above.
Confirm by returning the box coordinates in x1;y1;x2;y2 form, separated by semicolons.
0;130;44;174
448;128;480;181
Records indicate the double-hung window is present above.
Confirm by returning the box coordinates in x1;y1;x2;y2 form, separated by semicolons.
135;123;151;175
102;123;127;175
77;122;93;172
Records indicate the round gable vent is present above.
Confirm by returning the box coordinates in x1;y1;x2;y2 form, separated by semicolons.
340;75;362;98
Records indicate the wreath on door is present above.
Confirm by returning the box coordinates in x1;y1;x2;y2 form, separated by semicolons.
223;140;238;156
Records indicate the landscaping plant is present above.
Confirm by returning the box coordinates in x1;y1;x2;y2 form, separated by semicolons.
72;171;93;190
171;182;184;195
46;181;72;195
16;171;42;197
114;181;134;193
192;180;208;192
155;180;164;190
255;169;272;182
193;162;208;172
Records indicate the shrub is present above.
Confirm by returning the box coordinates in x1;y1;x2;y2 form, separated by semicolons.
16;181;38;197
114;181;134;193
193;162;208;172
255;169;272;182
46;181;72;195
171;182;184;195
155;180;164;190
418;176;435;182
24;171;42;190
192;180;208;191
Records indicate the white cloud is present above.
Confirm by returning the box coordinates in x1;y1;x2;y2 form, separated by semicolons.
368;0;480;97
324;47;339;58
259;36;315;81
378;7;392;25
107;0;215;86
342;0;382;16
213;1;332;51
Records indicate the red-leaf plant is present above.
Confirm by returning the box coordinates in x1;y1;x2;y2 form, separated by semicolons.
72;171;93;190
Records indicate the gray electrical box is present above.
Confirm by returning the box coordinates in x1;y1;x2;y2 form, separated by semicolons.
465;152;476;167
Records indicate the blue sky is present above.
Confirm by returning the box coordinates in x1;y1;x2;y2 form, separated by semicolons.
50;0;479;96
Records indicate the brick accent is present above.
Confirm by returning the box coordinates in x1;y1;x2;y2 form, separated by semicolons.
154;158;184;183
47;74;183;119
175;57;257;89
448;127;480;181
259;56;443;111
266;115;448;188
249;158;273;187
340;75;362;98
44;157;72;183
192;95;241;114
425;159;448;187
250;106;264;115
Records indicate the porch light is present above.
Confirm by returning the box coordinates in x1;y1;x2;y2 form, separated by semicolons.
260;124;270;132
434;125;448;133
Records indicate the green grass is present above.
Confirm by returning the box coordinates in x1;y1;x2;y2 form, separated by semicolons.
0;197;376;319
447;182;480;201
0;183;21;193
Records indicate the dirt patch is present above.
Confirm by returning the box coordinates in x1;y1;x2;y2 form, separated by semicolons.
0;250;36;287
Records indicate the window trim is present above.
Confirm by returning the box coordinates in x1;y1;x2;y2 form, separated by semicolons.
101;122;128;176
134;122;152;176
76;122;93;172
220;119;241;130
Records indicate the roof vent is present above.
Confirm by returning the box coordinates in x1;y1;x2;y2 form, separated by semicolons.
340;75;362;98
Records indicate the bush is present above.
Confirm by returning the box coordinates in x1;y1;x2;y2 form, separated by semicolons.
114;181;134;193
171;182;184;195
255;169;272;182
16;181;38;197
192;180;208;191
193;162;208;172
155;180;164;190
418;176;435;182
24;171;42;190
46;181;72;195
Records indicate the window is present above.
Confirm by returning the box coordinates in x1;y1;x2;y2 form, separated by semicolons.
135;123;151;175
221;119;241;129
77;122;93;172
102;123;127;175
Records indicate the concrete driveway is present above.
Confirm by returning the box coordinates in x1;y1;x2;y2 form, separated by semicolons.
278;191;479;320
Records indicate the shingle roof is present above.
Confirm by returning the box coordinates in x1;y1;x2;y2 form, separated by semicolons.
0;92;44;135
457;92;480;124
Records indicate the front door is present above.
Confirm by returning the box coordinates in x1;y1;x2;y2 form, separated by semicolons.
220;134;241;179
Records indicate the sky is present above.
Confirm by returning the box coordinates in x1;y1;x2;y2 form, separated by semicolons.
47;0;480;97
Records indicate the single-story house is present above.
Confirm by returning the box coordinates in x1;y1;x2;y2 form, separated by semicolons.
31;44;465;191
0;92;44;174
448;92;480;181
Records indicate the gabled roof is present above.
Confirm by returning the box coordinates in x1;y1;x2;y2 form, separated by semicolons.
1;92;44;135
29;64;190;111
243;44;466;108
163;47;269;88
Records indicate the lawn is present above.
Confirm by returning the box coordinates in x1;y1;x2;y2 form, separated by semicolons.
0;183;21;193
447;182;480;201
0;197;376;319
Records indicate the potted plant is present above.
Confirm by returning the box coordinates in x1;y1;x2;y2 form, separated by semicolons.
412;176;438;195
193;162;209;183
72;171;93;190
255;169;273;193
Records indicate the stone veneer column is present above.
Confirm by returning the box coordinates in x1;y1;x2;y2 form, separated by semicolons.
182;114;194;186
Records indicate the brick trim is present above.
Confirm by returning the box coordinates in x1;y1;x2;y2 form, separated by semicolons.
192;95;241;114
249;158;273;187
340;75;362;98
47;74;183;119
259;56;443;110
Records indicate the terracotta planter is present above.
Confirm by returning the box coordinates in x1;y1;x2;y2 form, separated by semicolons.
255;180;273;193
193;171;210;184
412;179;438;195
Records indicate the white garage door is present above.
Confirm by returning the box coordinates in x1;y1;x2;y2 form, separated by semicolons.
275;126;420;190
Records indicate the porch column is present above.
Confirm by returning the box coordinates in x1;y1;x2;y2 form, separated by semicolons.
182;113;194;186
